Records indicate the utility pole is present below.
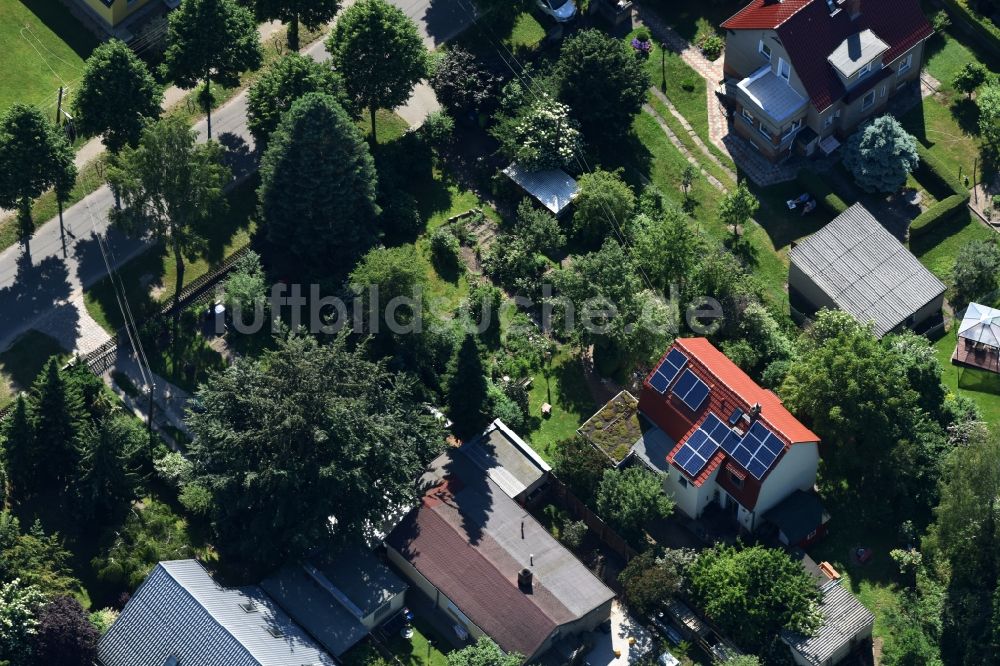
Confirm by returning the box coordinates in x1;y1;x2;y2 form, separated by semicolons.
147;381;156;436
973;157;979;205
55;86;63;127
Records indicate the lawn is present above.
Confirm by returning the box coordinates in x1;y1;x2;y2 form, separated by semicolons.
84;177;259;333
933;323;1000;426
524;350;596;463
383;616;450;666
0;330;67;408
0;0;98;112
911;209;994;282
450;9;546;62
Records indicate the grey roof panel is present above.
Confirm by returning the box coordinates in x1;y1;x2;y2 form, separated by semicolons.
790;204;945;337
782;579;874;666
827;30;890;78
630;425;675;474
503;164;580;215
460;419;550;499
98;560;337;666
737;66;809;124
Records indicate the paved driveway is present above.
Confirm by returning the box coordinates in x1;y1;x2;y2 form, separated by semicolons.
391;0;477;48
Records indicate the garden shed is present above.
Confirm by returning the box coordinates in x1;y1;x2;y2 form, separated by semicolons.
503;163;580;217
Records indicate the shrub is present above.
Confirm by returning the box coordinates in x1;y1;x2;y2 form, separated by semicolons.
913;143;966;197
796;169;849;214
492;95;583;171
930;9;951;32
379;189;423;239
153;451;192;489
634;28;650;42
953;239;1000;306
701;35;724;60
420;110;455;149
938;0;1000;54
224;250;267;314
429;47;499;115
561;520;588;549
430;227;464;280
909;194;970;238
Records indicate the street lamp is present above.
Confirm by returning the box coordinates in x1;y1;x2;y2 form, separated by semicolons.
661;42;667;91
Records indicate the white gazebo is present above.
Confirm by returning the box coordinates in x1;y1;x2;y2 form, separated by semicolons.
952;302;1000;374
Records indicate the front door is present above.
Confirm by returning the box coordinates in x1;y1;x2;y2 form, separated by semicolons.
726;494;739;519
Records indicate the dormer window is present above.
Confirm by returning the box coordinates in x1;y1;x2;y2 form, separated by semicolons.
858;62;873;79
759;40;771;61
777;57;790;82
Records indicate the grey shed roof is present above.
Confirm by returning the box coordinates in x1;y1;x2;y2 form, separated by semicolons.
781;578;874;666
790;204;945;337
503;163;579;215
261;546;408;657
737;65;809;124
460;418;551;499
827;30;890;78
630;425;675;474
98;560;336;666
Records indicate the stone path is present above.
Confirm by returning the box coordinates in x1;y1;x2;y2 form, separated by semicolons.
642;103;727;193
650;87;736;183
32;292;111;356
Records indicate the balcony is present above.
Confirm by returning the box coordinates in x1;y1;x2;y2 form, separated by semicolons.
735;65;808;128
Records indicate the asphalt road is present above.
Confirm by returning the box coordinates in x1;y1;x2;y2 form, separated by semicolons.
0;2;474;355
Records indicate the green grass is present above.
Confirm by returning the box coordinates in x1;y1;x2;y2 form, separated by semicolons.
507;12;546;51
451;9;546;61
639;0;738;43
898;96;982;187
524;350;596;463
910;209;993;282
626;110;789;308
0;0;98;112
84;177;258;333
0;330;67;408
645;91;734;189
934;324;1000;426
383;616;450;666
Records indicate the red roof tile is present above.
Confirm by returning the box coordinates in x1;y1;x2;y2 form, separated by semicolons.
722;0;813;29
724;0;933;112
640;338;819;501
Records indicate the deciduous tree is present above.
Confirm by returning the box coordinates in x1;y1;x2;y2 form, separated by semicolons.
108;117;231;310
618;548;693;617
595;467;673;544
979;83;1000;162
688;544;821;652
952;239;1000;307
556;29;649;139
0;104;76;233
572;169;635;247
429;47;500;117
631;205;699;294
31;596;99;666
252;0;339;51
246;53;349;151
185;333;445;572
843;115;920;193
163;0;263;138
447;637;522;666
952;62;989;99
259;92;378;280
326;0;428;142
73;40;163;155
0;579;44;666
719;181;759;240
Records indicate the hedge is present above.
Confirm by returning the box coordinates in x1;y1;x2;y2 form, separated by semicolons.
796;168;850;215
939;0;1000;54
914;143;967;198
910;194;970;238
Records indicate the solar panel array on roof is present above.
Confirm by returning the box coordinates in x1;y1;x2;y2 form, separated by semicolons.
672;368;710;411
649;348;688;394
731;421;785;480
674;414;739;478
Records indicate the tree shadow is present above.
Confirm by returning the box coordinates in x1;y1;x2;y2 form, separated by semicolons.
0;250;75;350
423;0;482;47
950;97;981;136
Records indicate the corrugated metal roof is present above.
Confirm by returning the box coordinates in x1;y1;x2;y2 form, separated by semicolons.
503;163;579;215
790;204;945;337
827;30;889;77
98;560;337;666
781;579;874;665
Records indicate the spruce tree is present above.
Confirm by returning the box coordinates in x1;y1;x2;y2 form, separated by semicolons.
1;396;35;502
258;92;378;280
31;359;85;489
446;334;489;440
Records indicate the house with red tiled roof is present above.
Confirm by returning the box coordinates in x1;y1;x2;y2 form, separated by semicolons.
635;338;820;534
719;0;933;162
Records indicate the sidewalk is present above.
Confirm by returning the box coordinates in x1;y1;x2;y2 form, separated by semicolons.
105;349;193;449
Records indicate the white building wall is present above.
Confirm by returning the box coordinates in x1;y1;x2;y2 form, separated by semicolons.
664;465;719;519
752;442;820;528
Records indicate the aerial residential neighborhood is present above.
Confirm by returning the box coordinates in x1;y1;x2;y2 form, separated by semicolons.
0;0;997;664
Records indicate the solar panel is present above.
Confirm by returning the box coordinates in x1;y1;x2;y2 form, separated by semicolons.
720;430;741;455
682;379;710;411
728;408;744;425
672;369;696;398
673;445;695;469
648;371;670;394
733;444;753;467
678;447;709;477
734;421;786;480
747;458;768;479
649;348;688;394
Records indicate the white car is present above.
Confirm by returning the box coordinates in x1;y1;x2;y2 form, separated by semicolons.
537;0;577;22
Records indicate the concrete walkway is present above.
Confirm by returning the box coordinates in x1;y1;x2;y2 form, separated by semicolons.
105;349;193;448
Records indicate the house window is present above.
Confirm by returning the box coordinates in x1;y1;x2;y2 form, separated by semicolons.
898;53;913;74
880;85;887;98
824;113;835;128
777;57;790;81
858;62;873;79
782;118;802;140
759;40;771;60
862;89;876;110
678;474;688;488
729;472;744;488
758;123;771;141
741;108;754;124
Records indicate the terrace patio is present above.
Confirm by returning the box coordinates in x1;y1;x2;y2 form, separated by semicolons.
952;303;1000;375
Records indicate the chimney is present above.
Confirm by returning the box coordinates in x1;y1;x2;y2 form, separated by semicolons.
749;403;762;420
518;568;533;592
847;0;861;18
848;32;861;60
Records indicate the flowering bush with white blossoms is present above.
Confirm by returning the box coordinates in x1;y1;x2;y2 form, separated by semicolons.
510;95;583;172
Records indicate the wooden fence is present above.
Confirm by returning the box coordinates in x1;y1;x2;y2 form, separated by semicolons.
544;475;638;563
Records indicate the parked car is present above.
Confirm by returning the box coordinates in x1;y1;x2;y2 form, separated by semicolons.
657;651;680;666
536;0;577;22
